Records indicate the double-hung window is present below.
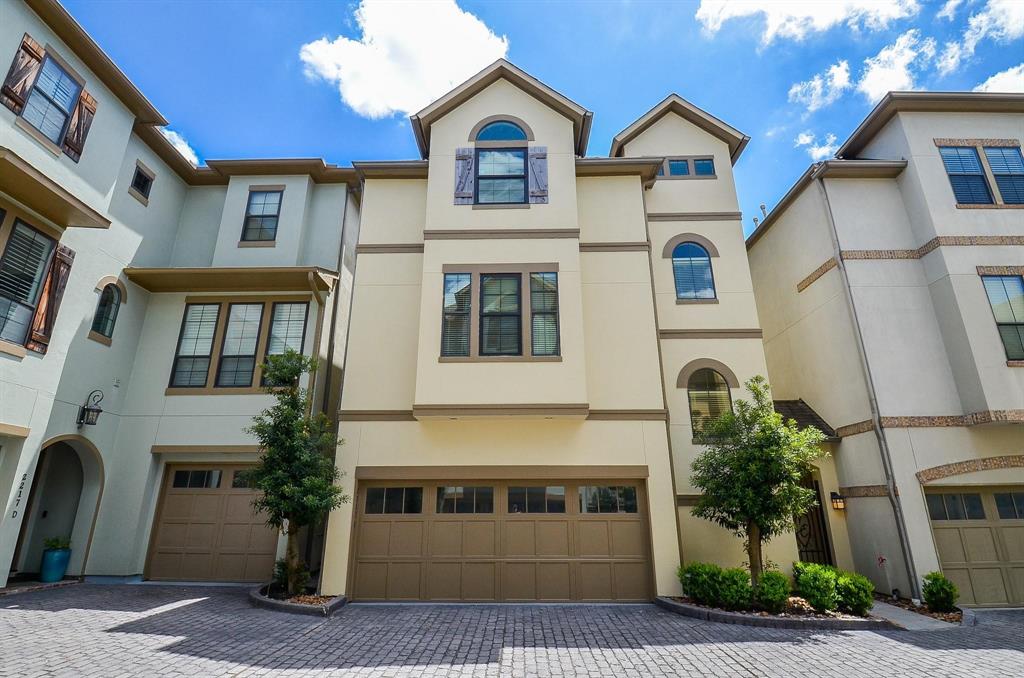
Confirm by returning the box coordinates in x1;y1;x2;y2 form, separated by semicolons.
216;303;264;387
170;303;221;387
530;273;559;356
265;302;308;357
476;149;527;204
441;273;472;357
982;275;1024;360
938;142;1024;206
657;157;716;179
984;147;1024;204
241;190;283;242
480;274;521;355
0;220;56;346
22;56;81;145
940;147;993;204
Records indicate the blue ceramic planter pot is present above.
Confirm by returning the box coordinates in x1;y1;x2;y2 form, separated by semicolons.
40;548;71;583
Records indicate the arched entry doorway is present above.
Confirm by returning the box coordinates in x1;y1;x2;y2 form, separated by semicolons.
10;436;104;580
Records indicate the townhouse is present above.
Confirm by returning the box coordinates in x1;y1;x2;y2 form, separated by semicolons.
0;0;359;588
747;93;1024;605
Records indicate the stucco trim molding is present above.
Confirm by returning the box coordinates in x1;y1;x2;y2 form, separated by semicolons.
355;244;425;254
356;465;649;480
835;420;874;438
424;229;580;240
977;266;1024;276
676;359;740;389
150;445;262;454
933;138;1020;147
881;411;1024;427
647;212;742;222
413;403;590;418
94;275;128;303
587;409;668;421
468;114;536;141
338;411;416;421
661;234;720;258
675;494;701;507
0;422;30;438
579;242;650;252
916;455;1024;484
797;258;838;293
839;484;893;498
660;329;762;339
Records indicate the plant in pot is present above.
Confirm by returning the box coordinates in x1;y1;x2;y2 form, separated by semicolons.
40;536;71;583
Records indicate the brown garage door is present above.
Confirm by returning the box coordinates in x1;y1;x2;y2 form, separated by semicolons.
926;487;1024;606
146;464;277;582
350;481;652;601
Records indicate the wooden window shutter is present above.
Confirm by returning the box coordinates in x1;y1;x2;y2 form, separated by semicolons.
454;147;475;205
1;34;44;115
26;244;75;354
62;90;97;163
528;146;548;204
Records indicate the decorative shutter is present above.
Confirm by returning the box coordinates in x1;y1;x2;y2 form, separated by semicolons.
454;147;475;205
528;146;548;204
26;245;75;354
62;90;97;163
1;34;44;115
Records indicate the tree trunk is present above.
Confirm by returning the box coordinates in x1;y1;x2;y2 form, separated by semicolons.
285;523;303;597
747;520;763;587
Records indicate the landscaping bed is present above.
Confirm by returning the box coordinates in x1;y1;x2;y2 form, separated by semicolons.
249;584;347;617
878;594;963;624
656;596;895;630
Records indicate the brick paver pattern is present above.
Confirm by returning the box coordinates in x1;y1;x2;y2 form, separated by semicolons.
0;585;1021;677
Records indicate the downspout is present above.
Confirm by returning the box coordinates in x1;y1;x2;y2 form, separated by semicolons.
814;169;921;599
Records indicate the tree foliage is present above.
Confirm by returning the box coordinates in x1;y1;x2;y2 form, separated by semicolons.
244;349;347;596
689;375;826;585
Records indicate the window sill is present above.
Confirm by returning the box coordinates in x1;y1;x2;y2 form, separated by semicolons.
472;203;530;210
676;298;719;305
656;175;717;181
1008;360;1024;367
87;330;112;347
237;240;277;248
128;186;150;206
955;203;1024;209
14;116;63;157
0;339;27;360
439;355;562;363
165;386;269;396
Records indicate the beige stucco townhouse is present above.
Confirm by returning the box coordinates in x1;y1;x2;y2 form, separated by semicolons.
318;60;852;602
747;92;1024;606
0;0;360;588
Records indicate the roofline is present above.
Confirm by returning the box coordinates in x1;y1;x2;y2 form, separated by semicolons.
353;160;429;180
837;91;1024;158
27;0;166;125
410;59;593;158
609;94;750;164
575;157;663;183
746;160;907;249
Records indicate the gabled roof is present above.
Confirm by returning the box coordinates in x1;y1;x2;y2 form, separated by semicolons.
609;94;749;163
837;91;1024;159
410;59;593;158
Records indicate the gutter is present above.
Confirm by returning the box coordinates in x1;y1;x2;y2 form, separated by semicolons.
814;169;921;599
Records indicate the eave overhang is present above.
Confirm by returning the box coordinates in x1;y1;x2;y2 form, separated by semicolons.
0;146;109;229
353;160;430;180
575;157;663;184
124;266;337;293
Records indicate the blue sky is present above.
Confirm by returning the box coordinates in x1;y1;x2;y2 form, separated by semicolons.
63;0;1023;236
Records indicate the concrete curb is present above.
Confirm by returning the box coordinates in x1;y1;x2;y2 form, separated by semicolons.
655;596;897;630
0;578;82;597
958;606;977;627
249;585;347;617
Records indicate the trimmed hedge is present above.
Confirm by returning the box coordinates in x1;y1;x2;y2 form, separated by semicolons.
754;570;791;614
718;568;753;610
836;571;874;616
794;562;875;615
678;562;723;606
922;571;958;612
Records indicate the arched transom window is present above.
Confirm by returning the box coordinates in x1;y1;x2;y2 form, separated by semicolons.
476;120;528;142
91;283;121;338
672;242;715;300
474;120;529;205
687;368;732;434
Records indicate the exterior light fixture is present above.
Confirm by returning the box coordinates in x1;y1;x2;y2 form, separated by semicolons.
830;491;846;511
76;389;104;428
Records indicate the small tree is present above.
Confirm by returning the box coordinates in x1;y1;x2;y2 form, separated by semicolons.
690;375;826;586
244;349;347;596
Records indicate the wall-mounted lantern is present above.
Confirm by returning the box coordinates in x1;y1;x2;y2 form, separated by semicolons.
76;389;104;428
830;491;846;511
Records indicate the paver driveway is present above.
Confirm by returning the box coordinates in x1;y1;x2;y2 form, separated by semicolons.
0;585;1021;677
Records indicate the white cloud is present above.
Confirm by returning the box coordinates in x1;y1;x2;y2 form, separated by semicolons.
299;0;508;119
937;0;965;21
788;60;852;113
159;128;198;167
856;30;935;102
807;133;838;161
794;131;815;146
937;0;1024;75
974;63;1024;92
694;0;920;45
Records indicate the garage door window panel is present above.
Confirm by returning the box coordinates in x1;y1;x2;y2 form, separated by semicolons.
580;486;638;514
927;492;986;520
437;486;494;513
172;469;222;489
995;492;1024;520
366;487;423;515
509;486;566;514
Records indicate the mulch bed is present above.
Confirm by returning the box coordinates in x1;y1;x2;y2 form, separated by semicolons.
286;593;335;606
876;594;962;623
668;595;868;621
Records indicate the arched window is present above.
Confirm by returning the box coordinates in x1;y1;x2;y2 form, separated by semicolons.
475;120;527;141
687;368;732;434
672;242;715;300
91;284;121;338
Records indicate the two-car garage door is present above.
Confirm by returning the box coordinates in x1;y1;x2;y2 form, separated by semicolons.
350;480;652;602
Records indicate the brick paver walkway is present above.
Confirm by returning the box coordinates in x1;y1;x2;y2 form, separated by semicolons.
0;585;1020;677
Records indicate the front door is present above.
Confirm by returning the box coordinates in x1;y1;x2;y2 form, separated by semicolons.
795;477;833;565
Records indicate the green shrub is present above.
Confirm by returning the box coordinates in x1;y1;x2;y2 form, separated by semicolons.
922;571;958;612
754;570;791;614
795;562;838;612
43;536;70;550
678;562;723;606
836;571;874;616
718;568;753;610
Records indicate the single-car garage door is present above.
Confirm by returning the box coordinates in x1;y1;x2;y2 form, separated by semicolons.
350;480;652;601
926;487;1024;606
146;464;277;582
